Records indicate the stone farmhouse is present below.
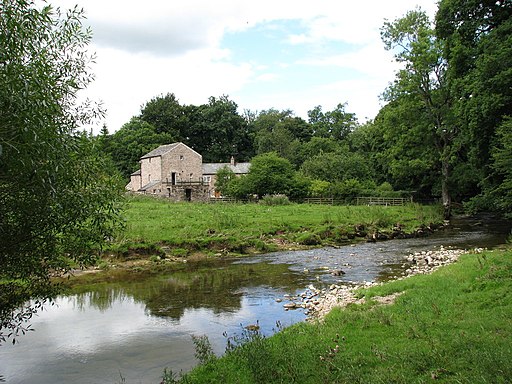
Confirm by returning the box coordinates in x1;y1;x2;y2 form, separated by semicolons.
126;142;250;201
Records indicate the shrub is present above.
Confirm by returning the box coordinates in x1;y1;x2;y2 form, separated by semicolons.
260;194;291;206
309;179;331;197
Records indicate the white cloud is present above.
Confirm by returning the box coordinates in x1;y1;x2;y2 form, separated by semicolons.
255;73;279;82
82;45;256;130
52;0;439;132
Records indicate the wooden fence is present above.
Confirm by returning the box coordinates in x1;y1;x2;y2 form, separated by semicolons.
303;197;335;205
208;197;250;204
208;196;413;206
355;196;413;206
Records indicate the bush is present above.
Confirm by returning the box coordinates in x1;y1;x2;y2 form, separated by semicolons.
329;179;363;201
309;179;331;197
260;194;291;206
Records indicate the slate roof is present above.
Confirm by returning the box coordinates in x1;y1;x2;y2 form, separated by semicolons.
139;180;161;191
202;162;251;175
140;143;180;159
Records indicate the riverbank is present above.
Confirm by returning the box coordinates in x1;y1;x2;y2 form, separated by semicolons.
64;197;444;284
171;246;512;383
119;196;443;254
300;246;478;320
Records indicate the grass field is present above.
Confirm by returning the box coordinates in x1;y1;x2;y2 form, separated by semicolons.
113;196;443;257
168;247;512;383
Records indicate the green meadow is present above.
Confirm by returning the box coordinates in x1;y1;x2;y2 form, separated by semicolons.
114;196;443;257
168;248;512;383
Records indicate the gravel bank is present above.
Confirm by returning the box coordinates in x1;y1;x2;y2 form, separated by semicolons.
281;246;483;321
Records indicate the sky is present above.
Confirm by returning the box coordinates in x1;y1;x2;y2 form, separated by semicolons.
50;0;439;133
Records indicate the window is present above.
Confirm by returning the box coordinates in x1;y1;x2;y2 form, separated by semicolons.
180;155;184;160
202;176;211;183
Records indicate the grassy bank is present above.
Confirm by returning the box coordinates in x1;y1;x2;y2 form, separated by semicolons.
169;248;512;383
111;196;443;258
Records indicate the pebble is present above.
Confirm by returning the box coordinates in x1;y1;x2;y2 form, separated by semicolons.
302;246;483;321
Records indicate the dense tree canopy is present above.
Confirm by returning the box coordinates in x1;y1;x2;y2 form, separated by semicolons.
244;152;297;198
436;0;512;214
381;9;456;217
308;103;357;141
138;94;254;163
98;1;510;217
189;96;254;162
0;0;124;343
108;118;174;179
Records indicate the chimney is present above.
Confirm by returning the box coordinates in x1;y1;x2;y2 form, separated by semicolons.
230;156;235;166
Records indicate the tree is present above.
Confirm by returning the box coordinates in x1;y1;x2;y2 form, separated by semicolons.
381;9;455;218
140;94;254;163
253;109;311;163
436;0;512;213
214;166;236;196
256;125;297;159
489;118;512;217
140;92;187;139
292;136;340;167
0;0;124;343
107;117;173;179
368;100;440;197
308;103;358;141
188;95;253;162
244;153;296;198
300;150;373;184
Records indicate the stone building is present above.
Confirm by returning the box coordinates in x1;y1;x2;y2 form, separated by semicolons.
126;142;250;201
202;156;251;198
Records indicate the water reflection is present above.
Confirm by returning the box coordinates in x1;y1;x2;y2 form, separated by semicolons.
0;261;307;384
74;261;306;321
1;216;509;384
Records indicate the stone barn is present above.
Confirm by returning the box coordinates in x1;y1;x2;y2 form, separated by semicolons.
126;142;250;201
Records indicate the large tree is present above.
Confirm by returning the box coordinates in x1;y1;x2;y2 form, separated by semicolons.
189;95;253;162
436;0;512;215
300;149;373;184
243;152;297;198
381;9;456;217
253;109;311;164
308;103;358;141
0;0;124;343
489;118;512;217
140;92;187;139
108;118;173;179
140;94;253;163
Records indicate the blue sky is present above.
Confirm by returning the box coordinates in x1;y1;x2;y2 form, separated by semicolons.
50;0;439;133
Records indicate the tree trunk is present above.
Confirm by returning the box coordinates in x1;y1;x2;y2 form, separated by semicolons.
441;157;451;219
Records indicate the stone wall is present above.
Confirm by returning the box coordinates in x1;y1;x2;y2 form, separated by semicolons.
129;173;142;191
165;184;210;202
140;157;162;185
127;143;215;201
160;143;202;185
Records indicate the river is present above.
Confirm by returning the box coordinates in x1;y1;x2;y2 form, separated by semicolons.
0;216;509;384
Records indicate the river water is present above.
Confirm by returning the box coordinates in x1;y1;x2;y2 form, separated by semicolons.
0;216;509;384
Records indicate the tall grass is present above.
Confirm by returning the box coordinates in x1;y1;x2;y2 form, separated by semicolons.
117;196;443;254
